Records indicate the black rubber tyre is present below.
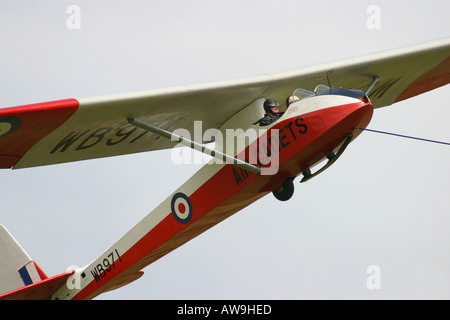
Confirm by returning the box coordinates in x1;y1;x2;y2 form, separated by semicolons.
272;178;294;201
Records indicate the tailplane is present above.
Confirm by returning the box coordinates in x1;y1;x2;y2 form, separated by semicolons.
0;225;72;300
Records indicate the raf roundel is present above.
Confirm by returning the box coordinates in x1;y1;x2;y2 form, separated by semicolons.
171;192;193;224
0;116;21;139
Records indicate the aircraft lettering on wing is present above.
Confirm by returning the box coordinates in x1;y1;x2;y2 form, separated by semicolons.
0;39;449;299
49;118;184;154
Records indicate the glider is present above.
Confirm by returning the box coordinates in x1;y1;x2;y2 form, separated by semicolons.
0;38;449;300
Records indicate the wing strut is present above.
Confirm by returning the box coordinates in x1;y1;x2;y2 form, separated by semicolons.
365;76;380;95
128;118;261;174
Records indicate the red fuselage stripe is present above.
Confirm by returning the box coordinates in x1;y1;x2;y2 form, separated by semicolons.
74;102;373;300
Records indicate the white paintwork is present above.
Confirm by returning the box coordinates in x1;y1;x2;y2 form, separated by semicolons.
14;39;450;169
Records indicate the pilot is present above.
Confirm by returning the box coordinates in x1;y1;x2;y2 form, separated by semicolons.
255;99;283;126
286;95;299;107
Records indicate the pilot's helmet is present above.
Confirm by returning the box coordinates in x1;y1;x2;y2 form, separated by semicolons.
263;99;279;113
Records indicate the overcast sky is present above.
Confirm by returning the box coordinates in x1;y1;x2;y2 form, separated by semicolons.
0;0;449;299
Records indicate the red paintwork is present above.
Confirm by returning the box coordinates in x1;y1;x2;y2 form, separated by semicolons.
33;261;48;280
396;56;450;102
0;99;79;168
74;100;373;300
0;271;74;300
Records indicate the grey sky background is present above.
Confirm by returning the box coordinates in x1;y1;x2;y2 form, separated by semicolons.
0;0;449;299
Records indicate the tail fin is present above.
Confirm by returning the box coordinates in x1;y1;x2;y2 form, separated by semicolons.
0;224;46;294
0;225;73;300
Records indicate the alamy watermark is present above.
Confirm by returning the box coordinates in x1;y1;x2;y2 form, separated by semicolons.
366;5;381;30
170;121;281;175
65;5;382;33
66;5;81;30
366;265;381;290
66;265;82;290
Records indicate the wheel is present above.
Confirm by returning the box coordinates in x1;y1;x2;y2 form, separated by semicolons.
272;178;294;201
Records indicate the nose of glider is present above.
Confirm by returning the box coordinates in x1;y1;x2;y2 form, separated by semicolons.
350;97;374;142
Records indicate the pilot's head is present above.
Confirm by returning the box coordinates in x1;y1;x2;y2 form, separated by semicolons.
263;99;280;115
286;95;299;107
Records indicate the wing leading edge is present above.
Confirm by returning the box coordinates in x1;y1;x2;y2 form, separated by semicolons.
1;38;449;169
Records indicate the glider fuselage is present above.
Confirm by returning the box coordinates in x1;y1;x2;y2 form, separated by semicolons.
51;89;373;299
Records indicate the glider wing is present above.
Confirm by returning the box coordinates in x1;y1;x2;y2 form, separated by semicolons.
0;38;448;169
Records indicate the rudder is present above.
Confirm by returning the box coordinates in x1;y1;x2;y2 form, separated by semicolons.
0;225;47;295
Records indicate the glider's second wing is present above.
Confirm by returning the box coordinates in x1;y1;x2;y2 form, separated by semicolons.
1;38;449;169
1;76;272;169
